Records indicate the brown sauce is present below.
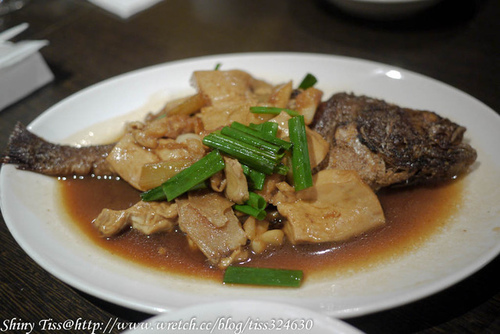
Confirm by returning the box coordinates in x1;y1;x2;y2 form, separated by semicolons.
58;177;462;282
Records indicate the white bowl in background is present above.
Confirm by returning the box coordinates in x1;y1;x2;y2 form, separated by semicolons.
325;0;443;20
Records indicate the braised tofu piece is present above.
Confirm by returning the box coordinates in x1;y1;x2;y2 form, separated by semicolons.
293;87;323;125
278;169;385;243
192;70;270;105
177;192;247;266
93;201;178;237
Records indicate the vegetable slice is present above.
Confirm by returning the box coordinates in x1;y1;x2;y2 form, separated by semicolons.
288;115;313;191
223;266;303;287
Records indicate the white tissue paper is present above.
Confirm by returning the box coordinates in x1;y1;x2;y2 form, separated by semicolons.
0;23;54;111
88;0;163;19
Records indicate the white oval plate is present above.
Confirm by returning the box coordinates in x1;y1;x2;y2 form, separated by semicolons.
122;300;364;334
1;52;499;318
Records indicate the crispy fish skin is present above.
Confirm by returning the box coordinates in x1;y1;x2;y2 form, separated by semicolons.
1;122;116;176
312;93;477;190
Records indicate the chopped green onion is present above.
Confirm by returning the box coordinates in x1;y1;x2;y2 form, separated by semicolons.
241;164;266;190
288;115;313;191
214;63;222;70
250;106;299;117
140;154;222;202
249;121;279;138
298;73;317;90
203;133;279;175
230;122;292;151
273;163;289;176
246;192;267;211
234;192;267;219
188;181;209;191
233;204;266;220
146;150;224;201
223;266;303;287
248;123;264;132
140;185;166;202
141;181;208;202
261;121;279;137
221;126;284;155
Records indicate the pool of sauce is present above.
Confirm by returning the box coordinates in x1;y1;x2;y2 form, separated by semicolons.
58;177;462;282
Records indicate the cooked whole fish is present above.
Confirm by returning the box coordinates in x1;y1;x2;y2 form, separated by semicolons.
1;122;116;176
311;93;477;190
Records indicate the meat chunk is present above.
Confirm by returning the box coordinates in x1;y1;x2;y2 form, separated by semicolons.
223;156;249;204
176;191;247;267
93;201;177;237
278;169;385;244
131;114;204;149
311;93;477;190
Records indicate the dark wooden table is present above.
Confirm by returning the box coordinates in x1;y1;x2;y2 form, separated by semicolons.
1;0;499;333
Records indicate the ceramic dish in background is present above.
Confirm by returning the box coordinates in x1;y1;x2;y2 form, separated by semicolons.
122;300;364;334
1;52;499;318
325;0;443;19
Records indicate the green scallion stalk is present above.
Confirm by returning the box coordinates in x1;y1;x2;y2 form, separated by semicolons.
223;266;303;287
220;126;284;155
248;123;264;132
234;192;267;219
288;115;313;191
250;106;299;117
140;185;166;202
241;164;266;191
246;192;267;211
273;163;289;176
202;133;279;175
159;150;225;201
230;121;292;151
298;73;317;90
249;121;278;137
233;204;266;220
261;122;279;137
141;181;208;202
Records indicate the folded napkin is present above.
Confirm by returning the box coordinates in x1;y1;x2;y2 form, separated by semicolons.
88;0;163;19
0;23;54;111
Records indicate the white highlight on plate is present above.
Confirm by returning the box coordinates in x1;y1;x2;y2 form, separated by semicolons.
385;69;403;79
